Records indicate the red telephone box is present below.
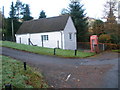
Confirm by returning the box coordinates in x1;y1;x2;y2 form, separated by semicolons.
90;35;99;53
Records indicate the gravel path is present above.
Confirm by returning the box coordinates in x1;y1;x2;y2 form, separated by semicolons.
1;47;119;88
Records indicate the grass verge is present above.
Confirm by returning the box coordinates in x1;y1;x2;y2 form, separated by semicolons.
1;55;48;88
112;50;120;53
0;41;95;58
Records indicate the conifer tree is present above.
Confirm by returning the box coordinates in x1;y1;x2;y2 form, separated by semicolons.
62;1;88;41
9;2;16;18
39;10;46;19
15;0;24;19
22;4;33;21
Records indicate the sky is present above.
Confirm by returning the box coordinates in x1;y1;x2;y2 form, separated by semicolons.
0;0;113;20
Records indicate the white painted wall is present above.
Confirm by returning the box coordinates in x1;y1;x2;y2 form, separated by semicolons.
16;31;64;49
16;34;29;44
63;17;77;50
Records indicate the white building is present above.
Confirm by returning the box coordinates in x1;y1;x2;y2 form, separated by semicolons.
15;15;77;50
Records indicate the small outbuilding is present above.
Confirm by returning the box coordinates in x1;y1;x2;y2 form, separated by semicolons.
15;15;77;50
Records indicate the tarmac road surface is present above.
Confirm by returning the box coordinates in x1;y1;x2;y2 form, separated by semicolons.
1;47;119;88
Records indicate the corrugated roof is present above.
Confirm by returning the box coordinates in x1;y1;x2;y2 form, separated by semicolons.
16;15;69;34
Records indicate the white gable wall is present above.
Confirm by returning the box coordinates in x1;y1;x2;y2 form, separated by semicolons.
63;17;77;50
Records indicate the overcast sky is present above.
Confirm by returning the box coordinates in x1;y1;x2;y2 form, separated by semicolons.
0;0;111;19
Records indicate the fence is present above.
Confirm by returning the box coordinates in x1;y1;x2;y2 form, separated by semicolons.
77;42;120;51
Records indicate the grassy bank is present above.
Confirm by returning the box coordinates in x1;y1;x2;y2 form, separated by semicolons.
0;41;95;58
1;55;48;88
112;50;120;53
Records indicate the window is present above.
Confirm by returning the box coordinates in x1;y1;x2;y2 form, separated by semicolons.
69;33;72;40
41;35;48;41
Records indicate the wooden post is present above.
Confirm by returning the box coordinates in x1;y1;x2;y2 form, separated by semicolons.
57;41;59;48
24;62;27;70
103;44;105;51
54;48;56;55
19;37;21;44
11;19;14;41
28;38;30;45
75;49;77;56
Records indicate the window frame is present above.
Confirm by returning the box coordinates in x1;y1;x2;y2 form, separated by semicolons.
41;35;49;41
69;33;72;40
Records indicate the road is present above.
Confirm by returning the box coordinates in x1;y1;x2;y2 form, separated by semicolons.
1;47;119;88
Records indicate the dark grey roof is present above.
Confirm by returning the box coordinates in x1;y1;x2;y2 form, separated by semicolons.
17;15;69;34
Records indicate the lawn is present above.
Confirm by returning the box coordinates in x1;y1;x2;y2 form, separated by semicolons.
0;55;48;89
0;41;95;58
112;50;120;53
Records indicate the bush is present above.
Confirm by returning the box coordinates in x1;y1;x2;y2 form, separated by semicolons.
111;34;120;44
99;34;111;43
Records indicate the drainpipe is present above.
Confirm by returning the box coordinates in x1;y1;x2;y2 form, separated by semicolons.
60;31;63;49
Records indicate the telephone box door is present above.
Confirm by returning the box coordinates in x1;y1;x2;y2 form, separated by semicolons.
90;35;99;52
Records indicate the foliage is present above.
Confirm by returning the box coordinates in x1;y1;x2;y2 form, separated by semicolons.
92;20;104;35
39;10;46;19
112;50;120;53
4;18;22;41
14;0;24;18
110;34;120;44
9;2;16;19
103;0;117;19
1;41;95;58
102;0;119;44
9;1;33;21
22;4;33;21
61;1;88;42
1;55;48;88
103;43;120;50
103;0;117;32
5;1;33;41
99;34;111;43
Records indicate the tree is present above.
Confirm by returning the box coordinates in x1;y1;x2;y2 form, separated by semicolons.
0;11;2;28
9;2;16;18
92;20;104;35
103;0;117;33
5;1;34;41
103;0;117;19
99;34;111;43
6;0;24;41
39;10;46;19
103;0;119;44
0;11;2;40
61;1;88;42
22;4;33;21
15;0;24;19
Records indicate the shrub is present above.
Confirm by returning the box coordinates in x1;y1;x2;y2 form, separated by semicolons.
99;34;111;43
